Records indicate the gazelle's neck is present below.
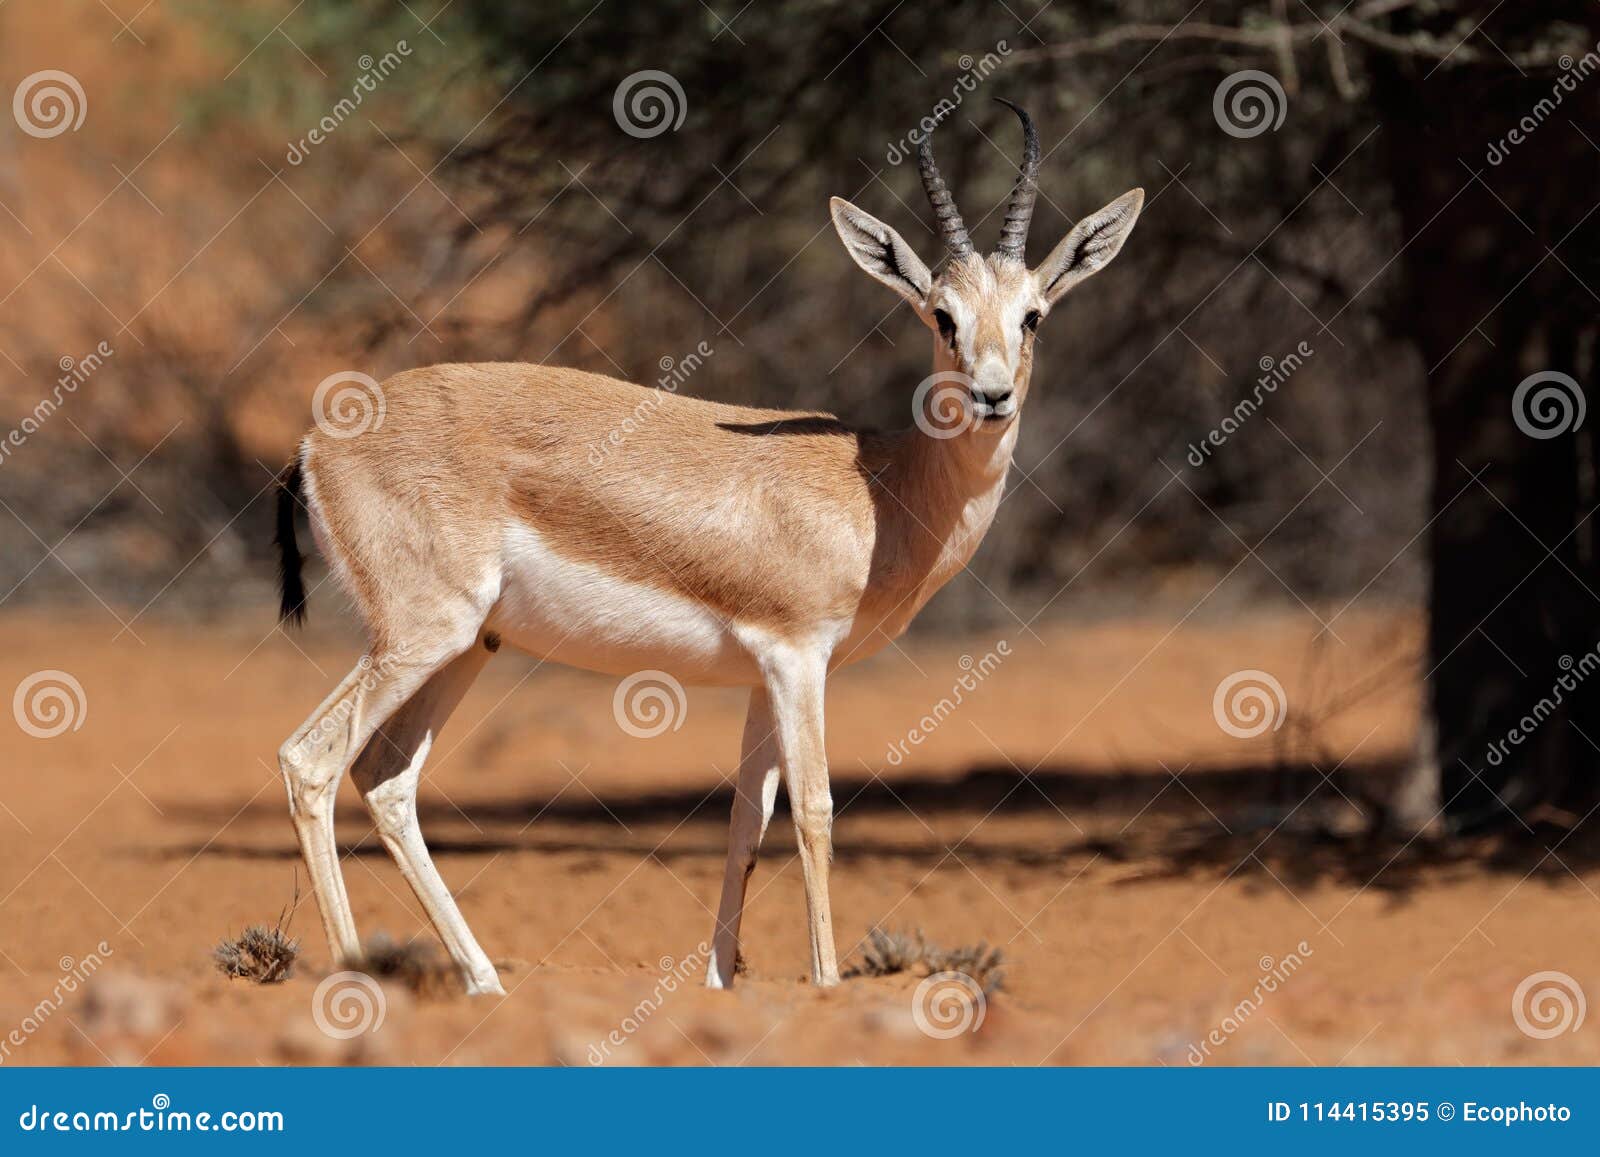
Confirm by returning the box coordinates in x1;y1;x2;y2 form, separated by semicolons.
894;415;1018;506
862;418;1018;628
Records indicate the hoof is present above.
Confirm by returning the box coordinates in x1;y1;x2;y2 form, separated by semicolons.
705;947;739;989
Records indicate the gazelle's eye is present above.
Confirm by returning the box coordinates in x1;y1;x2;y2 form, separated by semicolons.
933;308;956;346
1023;310;1042;334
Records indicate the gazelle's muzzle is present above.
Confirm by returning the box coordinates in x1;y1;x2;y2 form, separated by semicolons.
970;357;1018;422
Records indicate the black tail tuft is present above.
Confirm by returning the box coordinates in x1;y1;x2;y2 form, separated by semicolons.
275;459;308;627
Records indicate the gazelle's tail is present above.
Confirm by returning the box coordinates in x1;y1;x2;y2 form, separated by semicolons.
274;457;308;627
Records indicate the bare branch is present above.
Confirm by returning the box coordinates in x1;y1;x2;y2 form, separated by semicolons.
1011;11;1577;72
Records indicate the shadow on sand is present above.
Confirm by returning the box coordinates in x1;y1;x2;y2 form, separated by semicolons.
153;756;1600;898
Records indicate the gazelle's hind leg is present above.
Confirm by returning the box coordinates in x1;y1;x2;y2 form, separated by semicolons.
278;664;380;964
349;643;503;995
707;688;781;988
277;624;484;972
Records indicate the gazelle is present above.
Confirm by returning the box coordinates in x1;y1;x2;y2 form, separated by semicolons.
272;101;1142;996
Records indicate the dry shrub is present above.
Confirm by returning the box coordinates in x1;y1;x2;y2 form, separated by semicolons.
354;934;462;999
213;924;299;984
847;927;930;978
844;926;1005;993
925;941;1005;993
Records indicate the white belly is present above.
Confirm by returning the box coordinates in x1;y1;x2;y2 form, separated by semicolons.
486;524;762;685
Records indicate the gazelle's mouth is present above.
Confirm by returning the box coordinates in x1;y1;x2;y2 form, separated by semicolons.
969;394;1017;423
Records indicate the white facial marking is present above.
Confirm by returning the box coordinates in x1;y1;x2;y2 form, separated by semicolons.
932;259;1040;422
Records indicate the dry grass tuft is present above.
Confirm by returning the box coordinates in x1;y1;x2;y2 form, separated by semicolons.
844;926;1005;992
354;934;462;999
213;923;300;984
924;940;1006;993
846;927;930;978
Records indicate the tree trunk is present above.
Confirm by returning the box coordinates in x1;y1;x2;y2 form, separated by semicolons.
1375;27;1600;831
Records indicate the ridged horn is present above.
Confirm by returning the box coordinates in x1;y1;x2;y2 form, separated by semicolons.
916;118;973;260
993;98;1040;262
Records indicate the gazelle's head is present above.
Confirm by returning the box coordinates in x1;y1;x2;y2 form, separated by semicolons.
831;101;1142;436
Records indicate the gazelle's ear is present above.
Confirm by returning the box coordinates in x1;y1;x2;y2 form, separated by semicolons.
829;196;933;308
1033;188;1144;307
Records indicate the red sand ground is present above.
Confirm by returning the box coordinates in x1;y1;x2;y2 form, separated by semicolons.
0;607;1597;1066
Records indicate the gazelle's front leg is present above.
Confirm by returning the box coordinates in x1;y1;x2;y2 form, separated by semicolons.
760;643;840;986
707;688;781;988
